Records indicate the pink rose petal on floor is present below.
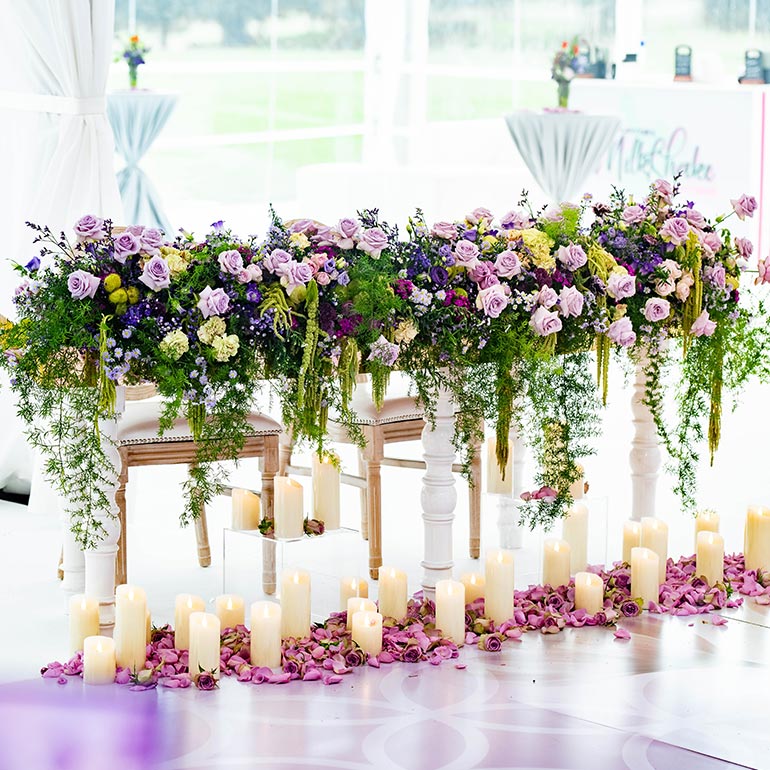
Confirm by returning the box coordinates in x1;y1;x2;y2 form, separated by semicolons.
614;627;631;640
322;674;343;685
755;594;770;605
455;663;466;670
302;668;322;681
710;615;728;626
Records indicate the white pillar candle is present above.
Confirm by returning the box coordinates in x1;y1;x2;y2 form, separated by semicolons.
274;477;305;539
542;539;571;588
232;488;261;530
694;510;720;549
574;571;604;614
83;636;116;685
174;593;205;650
640;517;668;583
561;503;588;574
745;506;770;572
312;454;341;529
460;572;485;604
346;597;377;630
696;531;725;586
188;612;221;680
485;549;515;625
377;566;408;620
280;570;311;639
486;437;512;494
215;594;245;630
631;547;660;607
622;519;642;564
114;585;147;672
68;594;100;654
435;580;465;645
569;463;585;499
339;576;368;610
250;601;282;669
351;610;383;656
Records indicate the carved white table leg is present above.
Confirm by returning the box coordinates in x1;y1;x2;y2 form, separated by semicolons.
61;502;85;604
83;387;124;629
630;357;661;521
420;384;457;600
497;414;526;549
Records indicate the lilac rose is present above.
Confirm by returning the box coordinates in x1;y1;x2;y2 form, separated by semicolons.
556;242;587;271
475;285;509;318
500;209;530;230
606;271;636;300
470;261;499;289
536;285;558;308
357;227;389;258
707;264;726;288
113;232;141;264
731;193;758;220
126;225;145;237
67;269;100;300
454;240;480;266
289;219;315;234
139;255;171;291
735;237;753;260
643;297;671;323
621;205;645;225
336;217;360;249
282;262;314;294
431;221;457;239
466;207;493;225
659;216;690;246
73;215;106;242
653;178;673;203
690;310;716;337
700;231;723;255
559;285;584;318
140;228;164;254
263;248;292;274
530;306;563;336
197;285;230;318
685;209;707;229
218;249;244;275
607;316;636;347
494;250;521;278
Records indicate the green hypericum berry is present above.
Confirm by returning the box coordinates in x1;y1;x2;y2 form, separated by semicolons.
104;274;122;293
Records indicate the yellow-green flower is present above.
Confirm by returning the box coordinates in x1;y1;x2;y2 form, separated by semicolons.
520;229;555;270
211;333;239;362
104;274;121;293
289;232;311;251
126;286;140;305
161;246;190;279
159;329;189;360
108;288;128;305
197;316;226;345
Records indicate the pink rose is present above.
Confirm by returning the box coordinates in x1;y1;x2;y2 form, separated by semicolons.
467;207;493;226
494;250;521;278
700;231;723;255
558;285;584;318
236;269;251;284
685;209;707;229
247;264;262;283
659;217;690;246
655;258;682;296
690;310;716;337
643;297;671;323
218;249;244;275
74;215;106;243
556;243;587;271
530;306;563;336
469;261;499;289
653;179;673;203
431;221;457;239
735;237;753;260
731;194;757;220
475;285;509;318
756;255;770;285
675;273;694;302
621;205;645;225
606;272;636;300
454;240;480;266
358;227;389;258
607;316;636;347
500;210;530;230
316;272;331;286
336;218;359;249
197;285;230;318
536;285;558;308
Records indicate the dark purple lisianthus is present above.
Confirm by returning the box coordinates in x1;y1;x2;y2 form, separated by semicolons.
318;302;337;336
246;287;262;304
463;229;477;242
438;244;452;260
430;266;449;286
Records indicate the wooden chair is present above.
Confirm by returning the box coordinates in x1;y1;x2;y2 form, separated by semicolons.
115;391;281;586
280;388;482;580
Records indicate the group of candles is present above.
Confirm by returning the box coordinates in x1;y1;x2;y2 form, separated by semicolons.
231;455;341;538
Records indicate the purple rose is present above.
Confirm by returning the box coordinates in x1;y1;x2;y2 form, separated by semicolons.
621;205;645;225
607;316;636;347
358;227;388;258
141;228;164;254
402;645;422;663
606;272;636;300
475;285;509;318
67;269;100;300
530;306;563;336
536;285;558;308
282;262;314;294
73;215;106;242
197;285;230;318
620;600;641;617
113;232;141;264
690;310;716;337
643;297;671;323
470;261;499;289
336;217;360;248
556;242;587;271
481;634;502;652
139;255;171;292
735;237;753;259
454;240;480;266
431;221;457;239
264;248;292;274
559;285;584;318
659;216;690;246
195;673;218;691
494;250;521;278
685;209;707;229
218;249;244;275
500;209;530;230
731;193;758;221
344;648;366;667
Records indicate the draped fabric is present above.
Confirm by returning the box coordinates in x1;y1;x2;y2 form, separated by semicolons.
107;91;177;234
0;0;121;497
505;112;621;203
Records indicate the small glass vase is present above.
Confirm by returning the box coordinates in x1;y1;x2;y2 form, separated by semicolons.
557;80;570;109
129;66;138;90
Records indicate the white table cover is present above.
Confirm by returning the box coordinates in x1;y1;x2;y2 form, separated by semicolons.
504;111;620;203
107;90;177;233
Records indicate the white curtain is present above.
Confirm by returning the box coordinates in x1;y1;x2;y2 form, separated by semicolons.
0;0;121;497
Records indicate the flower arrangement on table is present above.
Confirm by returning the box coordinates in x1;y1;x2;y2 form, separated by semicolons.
551;38;579;108
118;35;149;89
